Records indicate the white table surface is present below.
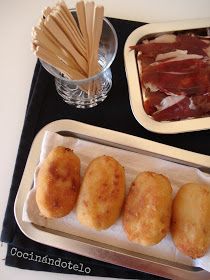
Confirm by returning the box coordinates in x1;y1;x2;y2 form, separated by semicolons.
1;0;210;279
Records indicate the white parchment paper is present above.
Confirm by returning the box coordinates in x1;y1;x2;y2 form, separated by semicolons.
22;131;210;271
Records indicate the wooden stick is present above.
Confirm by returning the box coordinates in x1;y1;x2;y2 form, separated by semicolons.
86;5;104;95
44;15;88;74
76;1;88;49
34;46;86;80
32;27;61;56
37;17;87;77
59;0;84;40
33;27;72;68
34;45;91;93
89;5;104;76
37;18;62;50
85;1;95;75
33;21;83;72
57;6;85;51
51;9;86;58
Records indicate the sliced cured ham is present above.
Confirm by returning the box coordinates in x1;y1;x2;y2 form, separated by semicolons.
152;97;196;121
155;51;203;62
151;94;210;121
142;59;210;96
143;91;167;115
132;33;210;70
133;32;210;121
176;34;209;56
133;34;209;57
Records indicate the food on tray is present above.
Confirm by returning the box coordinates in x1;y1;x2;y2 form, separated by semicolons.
76;155;125;230
171;183;210;258
36;146;80;218
123;171;172;246
132;32;210;121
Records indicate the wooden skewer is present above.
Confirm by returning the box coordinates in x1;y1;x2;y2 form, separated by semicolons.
36;45;91;95
34;44;90;93
43;2;86;56
32;27;61;56
89;5;104;76
44;15;88;74
59;0;84;40
76;1;88;50
32;27;72;69
86;4;104;94
57;5;86;51
37;18;62;50
51;9;86;58
85;1;95;73
33;45;69;75
36;18;87;76
34;46;86;80
34;23;81;70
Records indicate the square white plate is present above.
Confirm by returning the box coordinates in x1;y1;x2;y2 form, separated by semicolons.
124;18;210;134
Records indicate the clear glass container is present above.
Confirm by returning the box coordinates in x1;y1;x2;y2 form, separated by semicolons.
40;16;118;108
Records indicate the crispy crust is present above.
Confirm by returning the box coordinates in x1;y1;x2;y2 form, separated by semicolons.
171;183;210;258
123;171;172;246
36;146;80;218
76;155;126;230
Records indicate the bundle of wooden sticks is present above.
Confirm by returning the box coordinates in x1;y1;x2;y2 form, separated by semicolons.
32;0;104;81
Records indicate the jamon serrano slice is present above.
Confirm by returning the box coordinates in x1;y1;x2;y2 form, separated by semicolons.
151;93;210;121
143;91;167;115
135;43;178;69
133;33;210;121
142;59;210;96
143;58;206;75
133;34;209;57
176;34;209;56
152;96;197;121
132;34;210;69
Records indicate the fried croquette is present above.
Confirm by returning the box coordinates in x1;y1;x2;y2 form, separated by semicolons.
36;146;80;218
